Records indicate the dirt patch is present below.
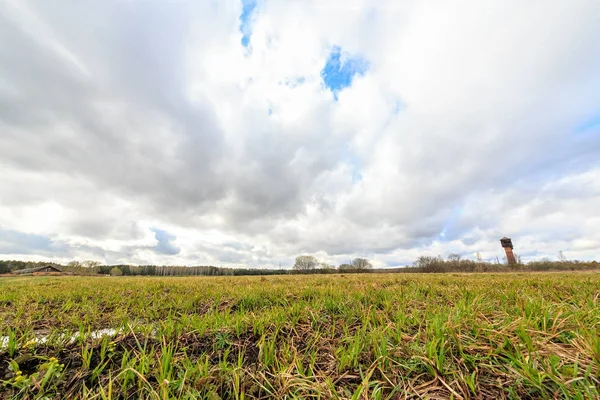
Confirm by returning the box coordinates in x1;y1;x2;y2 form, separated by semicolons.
179;330;260;366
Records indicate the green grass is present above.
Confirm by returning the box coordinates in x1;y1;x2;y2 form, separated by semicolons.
1;272;599;399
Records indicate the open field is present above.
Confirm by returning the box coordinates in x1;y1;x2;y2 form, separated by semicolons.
1;273;599;399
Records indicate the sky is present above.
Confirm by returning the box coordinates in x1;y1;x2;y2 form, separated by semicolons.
1;0;599;268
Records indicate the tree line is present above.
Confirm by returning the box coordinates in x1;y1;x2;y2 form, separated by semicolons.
405;255;600;273
1;255;598;276
292;255;373;272
0;257;375;276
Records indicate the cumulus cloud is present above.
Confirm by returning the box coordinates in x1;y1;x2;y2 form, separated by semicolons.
0;0;599;267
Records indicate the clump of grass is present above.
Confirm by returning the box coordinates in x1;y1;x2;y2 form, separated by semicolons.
0;273;599;398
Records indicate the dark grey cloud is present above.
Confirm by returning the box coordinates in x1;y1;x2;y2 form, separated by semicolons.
0;229;59;255
0;2;226;214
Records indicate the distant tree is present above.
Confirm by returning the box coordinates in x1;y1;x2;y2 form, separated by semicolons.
558;251;567;262
413;255;445;272
67;261;83;268
109;267;123;276
351;258;373;270
338;263;353;270
447;253;461;262
0;262;9;274
476;252;483;262
83;260;101;268
320;262;335;270
293;255;318;271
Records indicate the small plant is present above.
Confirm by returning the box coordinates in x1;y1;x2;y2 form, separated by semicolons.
215;332;231;350
3;357;65;395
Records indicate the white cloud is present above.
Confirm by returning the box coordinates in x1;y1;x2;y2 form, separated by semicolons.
1;0;599;267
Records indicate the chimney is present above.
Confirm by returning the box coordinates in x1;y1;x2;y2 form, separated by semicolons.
500;237;517;264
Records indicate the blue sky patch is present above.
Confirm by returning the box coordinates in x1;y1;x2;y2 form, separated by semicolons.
437;206;464;242
574;114;600;134
321;46;368;99
239;0;257;48
392;98;403;114
151;228;180;255
283;76;305;88
342;146;363;183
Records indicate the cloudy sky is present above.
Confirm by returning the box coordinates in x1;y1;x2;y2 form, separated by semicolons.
1;0;599;268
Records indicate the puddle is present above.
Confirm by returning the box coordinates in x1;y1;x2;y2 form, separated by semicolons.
85;328;121;340
0;328;123;349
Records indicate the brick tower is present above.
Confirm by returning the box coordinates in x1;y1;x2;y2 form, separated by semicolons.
500;237;517;264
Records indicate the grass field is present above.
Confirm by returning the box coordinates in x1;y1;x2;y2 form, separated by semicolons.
1;273;599;399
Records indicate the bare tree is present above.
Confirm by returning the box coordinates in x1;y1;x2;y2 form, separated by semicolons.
293;255;318;271
558;251;567;262
413;255;445;272
83;260;101;268
319;262;335;270
67;261;83;268
448;253;462;262
351;258;373;270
